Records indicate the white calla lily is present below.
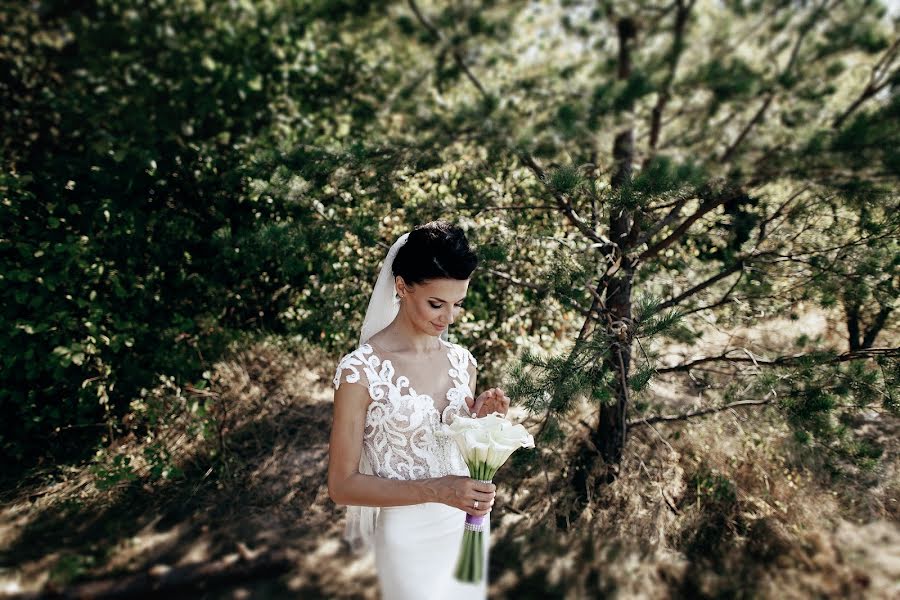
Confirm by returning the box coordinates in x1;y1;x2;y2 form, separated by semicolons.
447;411;507;435
484;425;535;471
446;415;481;437
472;412;509;431
449;413;536;478
462;428;491;466
449;410;536;584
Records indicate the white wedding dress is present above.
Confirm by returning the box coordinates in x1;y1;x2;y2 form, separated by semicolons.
332;338;490;600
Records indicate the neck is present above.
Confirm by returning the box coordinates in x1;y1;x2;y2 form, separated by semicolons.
373;312;444;355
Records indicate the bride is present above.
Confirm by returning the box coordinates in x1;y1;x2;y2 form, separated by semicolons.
328;221;511;599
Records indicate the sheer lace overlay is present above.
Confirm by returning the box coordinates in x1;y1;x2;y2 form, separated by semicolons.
332;338;478;481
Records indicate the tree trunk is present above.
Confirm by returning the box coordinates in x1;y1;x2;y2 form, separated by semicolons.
597;261;634;467
595;16;638;473
847;301;862;351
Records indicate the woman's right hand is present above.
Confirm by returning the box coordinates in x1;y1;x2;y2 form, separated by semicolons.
435;475;496;517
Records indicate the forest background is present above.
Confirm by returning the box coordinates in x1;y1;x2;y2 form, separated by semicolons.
1;0;899;598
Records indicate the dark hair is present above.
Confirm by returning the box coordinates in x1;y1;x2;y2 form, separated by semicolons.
392;220;478;287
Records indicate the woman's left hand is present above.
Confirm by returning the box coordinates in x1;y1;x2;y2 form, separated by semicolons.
467;388;510;418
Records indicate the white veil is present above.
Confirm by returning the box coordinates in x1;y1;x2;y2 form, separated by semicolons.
343;230;449;555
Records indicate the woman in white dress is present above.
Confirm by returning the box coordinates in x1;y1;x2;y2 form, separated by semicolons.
328;221;511;600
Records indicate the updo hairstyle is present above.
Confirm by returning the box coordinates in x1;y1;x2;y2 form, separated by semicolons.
392;221;478;288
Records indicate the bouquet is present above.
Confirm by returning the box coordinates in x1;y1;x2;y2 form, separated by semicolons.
446;412;535;583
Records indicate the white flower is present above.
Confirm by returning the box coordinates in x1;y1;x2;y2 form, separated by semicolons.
485;424;535;470
448;413;535;471
447;412;508;435
461;428;491;465
474;412;510;431
446;414;481;436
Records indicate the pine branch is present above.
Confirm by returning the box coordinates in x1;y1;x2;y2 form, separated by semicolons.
405;0;619;259
755;184;810;242
636;181;803;260
763;224;900;259
644;196;691;211
833;37;900;129
654;260;745;313
636;196;729;263
667;268;745;319
749;162;900;190
518;153;616;250
657;347;900;373
406;0;488;100
633;195;690;248
477;204;559;212
486;267;596;318
720;0;836;163
627;398;774;427
720;92;775;164
482;267;546;292
645;191;894;317
645;0;696;156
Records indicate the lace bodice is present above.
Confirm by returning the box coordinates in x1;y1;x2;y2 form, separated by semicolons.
332;338;478;481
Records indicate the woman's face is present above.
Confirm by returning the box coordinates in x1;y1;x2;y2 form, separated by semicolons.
396;276;470;335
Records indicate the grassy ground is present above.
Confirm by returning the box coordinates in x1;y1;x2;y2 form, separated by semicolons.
1;309;898;599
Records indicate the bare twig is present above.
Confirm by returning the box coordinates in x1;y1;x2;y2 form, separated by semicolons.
631;452;680;515
628;398;775;427
657;346;900;373
407;0;489;99
483;267;546;292
833;37;900;128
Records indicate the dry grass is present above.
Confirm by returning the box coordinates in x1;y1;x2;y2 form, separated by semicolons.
1;311;898;599
479;395;899;599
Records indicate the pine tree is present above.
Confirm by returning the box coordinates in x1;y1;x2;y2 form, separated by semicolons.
394;0;899;502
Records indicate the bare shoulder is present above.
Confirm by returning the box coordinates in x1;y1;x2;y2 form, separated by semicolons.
333;373;371;413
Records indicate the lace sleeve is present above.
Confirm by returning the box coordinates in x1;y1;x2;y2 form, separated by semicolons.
441;345;479;426
462;346;477;399
465;347;478;371
332;349;372;392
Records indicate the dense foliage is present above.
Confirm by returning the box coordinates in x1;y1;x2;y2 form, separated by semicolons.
1;0;389;467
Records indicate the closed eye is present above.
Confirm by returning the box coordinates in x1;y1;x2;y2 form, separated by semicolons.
429;302;464;309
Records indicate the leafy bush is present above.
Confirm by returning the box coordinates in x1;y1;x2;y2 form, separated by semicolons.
0;0;386;470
